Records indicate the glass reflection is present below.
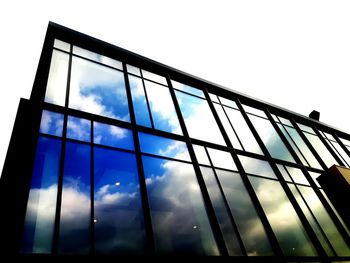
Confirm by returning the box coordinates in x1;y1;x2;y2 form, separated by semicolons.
144;80;182;134
322;132;350;167
126;64;141;76
128;75;152;128
298;186;350;256
69;56;130;122
303;132;339;168
73;46;122;70
207;148;236;170
141;70;167;86
171;80;205;98
218;97;238;109
224;107;263;154
22;137;61;253
239;156;276;179
67;116;90;142
216;170;273;256
94;147;146;254
286;166;309;185
94;122;134;150
201;167;243;255
39;110;64;137
175;90;226;145
138;132;190;161
248;114;295;162
193;145;210;165
142;156;219;255
209;93;219;103
59;142;90;254
45;50;69;106
288;185;334;256
54;39;70;52
249;176;317;256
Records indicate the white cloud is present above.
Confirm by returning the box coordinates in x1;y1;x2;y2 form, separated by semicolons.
109;125;127;139
39;111;52;134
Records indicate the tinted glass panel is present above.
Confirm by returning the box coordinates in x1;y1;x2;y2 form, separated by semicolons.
94;122;134;150
249;176;317;256
94;147;146;254
67;116;91;142
304;133;339;167
171;80;205;98
69;56;130;122
128;75;152;127
239;156;276;179
193;145;210;165
298;186;350;256
209;93;219;103
54;39;70;52
141;70;167;85
144;80;182;134
201;167;243;255
45;50;69;106
126;64;141;76
216;170;273;256
138;132;190;161
218;97;238;109
224;107;263;154
22;137;61;253
248;114;295;162
39;110;64;137
142;156;219;255
59;142;90;254
175;90;226;145
286;166;309;185
73;46;123;70
242;105;266;118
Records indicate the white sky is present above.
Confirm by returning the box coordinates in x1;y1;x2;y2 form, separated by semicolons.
0;0;350;174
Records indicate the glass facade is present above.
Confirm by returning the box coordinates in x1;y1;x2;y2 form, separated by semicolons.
2;24;350;261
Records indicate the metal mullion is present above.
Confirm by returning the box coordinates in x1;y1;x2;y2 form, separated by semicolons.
313;128;345;167
275;115;311;167
173;88;206;100
140;152;192;165
204;147;247;256
290;119;328;171
52;114;68;253
166;75;228;256
220;104;245;151
90;120;94;254
139;70;155;129
64;44;73;108
236;99;327;257
123;62;155;255
204;88;284;256
71;53;124;73
333;133;350;159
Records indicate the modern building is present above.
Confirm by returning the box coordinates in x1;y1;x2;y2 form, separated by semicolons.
0;22;349;261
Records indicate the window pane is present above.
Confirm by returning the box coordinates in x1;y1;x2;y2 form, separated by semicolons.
277;164;292;182
285;126;321;169
128;75;152;128
216;170;273;256
45;50;69;106
142;156;219;255
67;116;91;142
214;104;242;150
94;147;146;254
218;97;238;109
94;122;134;150
239;156;276;179
242;105;267;118
171;80;205;98
249;176;317;256
200;167;243;255
138;132;190;161
59;142;90;254
144;80;182;134
54;39;70;52
288;185;334;256
286;166;309;185
322;132;350;167
298;186;350;256
69;56;130;122
248;114;295;162
303;132;339;168
39;110;64;137
193;145;210;165
207;148;236;170
209;93;219;103
175;90;226;145
21;137;61;253
73;46;123;70
298;123;316;134
141;69;167;85
126;64;141;76
224;107;263;155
